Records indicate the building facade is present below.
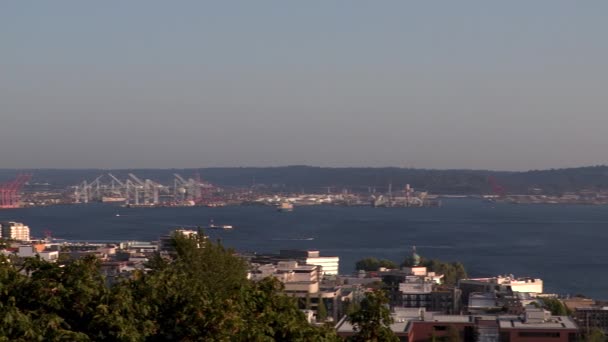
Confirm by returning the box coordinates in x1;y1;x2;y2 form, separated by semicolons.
0;221;30;241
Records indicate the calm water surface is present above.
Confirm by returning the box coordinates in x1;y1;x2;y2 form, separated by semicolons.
1;199;606;299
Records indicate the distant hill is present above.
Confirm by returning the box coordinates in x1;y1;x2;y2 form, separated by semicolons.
2;165;608;195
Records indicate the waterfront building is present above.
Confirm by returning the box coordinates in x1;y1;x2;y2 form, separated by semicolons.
0;221;30;241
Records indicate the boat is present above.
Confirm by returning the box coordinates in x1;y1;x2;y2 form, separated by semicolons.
277;202;293;212
102;196;127;203
207;219;233;230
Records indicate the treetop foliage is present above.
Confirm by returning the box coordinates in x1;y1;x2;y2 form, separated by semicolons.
347;289;398;342
401;257;467;286
0;233;339;341
355;258;398;272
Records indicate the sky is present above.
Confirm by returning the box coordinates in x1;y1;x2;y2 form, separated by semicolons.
2;1;608;171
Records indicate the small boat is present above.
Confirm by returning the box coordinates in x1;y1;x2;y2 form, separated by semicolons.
277;202;293;212
207;220;233;230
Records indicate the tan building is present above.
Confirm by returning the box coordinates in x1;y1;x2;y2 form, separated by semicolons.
1;221;31;241
249;261;342;322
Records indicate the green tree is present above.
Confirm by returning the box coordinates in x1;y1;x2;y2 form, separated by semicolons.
584;327;606;342
0;231;341;341
541;298;568;316
345;300;360;315
401;257;467;286
347;290;398;342
355;258;397;271
317;295;328;322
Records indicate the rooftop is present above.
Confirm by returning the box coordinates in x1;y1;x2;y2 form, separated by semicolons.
498;316;578;330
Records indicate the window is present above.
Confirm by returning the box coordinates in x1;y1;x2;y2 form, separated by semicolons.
433;326;447;331
517;332;560;338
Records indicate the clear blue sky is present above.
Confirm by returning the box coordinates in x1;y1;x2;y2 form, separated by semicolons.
2;1;607;170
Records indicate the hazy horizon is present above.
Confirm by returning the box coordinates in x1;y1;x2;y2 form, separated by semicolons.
3;1;608;171
2;163;607;174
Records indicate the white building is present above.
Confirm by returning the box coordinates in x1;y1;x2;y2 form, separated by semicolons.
250;261;321;294
305;255;339;275
277;261;320;294
1;221;30;241
278;250;339;275
461;275;544;294
401;266;444;284
249;260;343;322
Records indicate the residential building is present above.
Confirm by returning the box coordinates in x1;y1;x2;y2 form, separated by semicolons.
1;221;30;241
380;266;460;314
249;260;343;322
269;250;340;275
573;306;608;335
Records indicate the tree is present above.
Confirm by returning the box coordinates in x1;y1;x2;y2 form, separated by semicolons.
347;290;398;342
0;231;341;341
585;327;606;342
401;257;467;286
541;298;568;316
355;258;397;271
317;295;328;322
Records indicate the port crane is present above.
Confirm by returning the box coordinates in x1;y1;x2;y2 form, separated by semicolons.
0;174;31;209
72;172;218;206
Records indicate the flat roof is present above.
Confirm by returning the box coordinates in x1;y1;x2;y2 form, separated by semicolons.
427;315;471;323
335;316;411;334
498;316;578;330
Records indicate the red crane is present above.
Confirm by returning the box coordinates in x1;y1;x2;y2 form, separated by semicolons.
487;176;506;197
0;174;32;208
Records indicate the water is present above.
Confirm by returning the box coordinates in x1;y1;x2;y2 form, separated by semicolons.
1;199;606;299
